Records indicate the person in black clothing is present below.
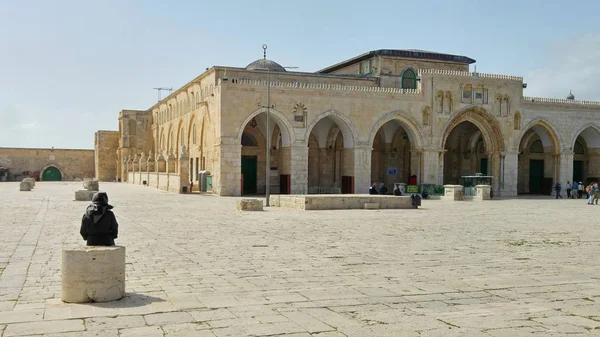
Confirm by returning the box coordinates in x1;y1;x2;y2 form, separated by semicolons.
80;192;119;246
369;183;379;195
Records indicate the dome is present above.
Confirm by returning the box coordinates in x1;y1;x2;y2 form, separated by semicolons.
567;90;575;100
246;58;287;72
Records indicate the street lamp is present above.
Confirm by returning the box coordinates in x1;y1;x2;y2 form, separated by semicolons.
256;44;298;206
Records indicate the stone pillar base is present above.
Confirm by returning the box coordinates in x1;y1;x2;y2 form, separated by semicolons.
19;182;32;191
61;246;126;303
236;199;264;211
442;185;464;201
474;185;491;201
75;190;96;201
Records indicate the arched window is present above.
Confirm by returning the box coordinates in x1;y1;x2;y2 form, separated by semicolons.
241;132;258;147
513;112;521;130
574;141;585;155
401;68;417;89
530;140;544;153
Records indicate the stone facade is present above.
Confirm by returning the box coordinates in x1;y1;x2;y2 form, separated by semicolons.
107;49;600;197
94;131;119;181
0;147;94;181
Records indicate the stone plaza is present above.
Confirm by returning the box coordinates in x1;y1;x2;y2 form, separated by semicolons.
1;182;600;336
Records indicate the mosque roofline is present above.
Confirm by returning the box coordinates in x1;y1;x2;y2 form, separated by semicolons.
318;49;476;74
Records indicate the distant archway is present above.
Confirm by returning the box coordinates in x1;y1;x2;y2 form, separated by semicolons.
41;166;62;181
517;119;561;194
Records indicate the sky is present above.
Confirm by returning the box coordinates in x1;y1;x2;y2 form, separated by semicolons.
1;0;599;149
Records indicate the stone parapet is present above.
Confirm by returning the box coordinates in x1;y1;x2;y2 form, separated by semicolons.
270;194;414;210
228;78;421;95
420;68;523;82
61;246;126;303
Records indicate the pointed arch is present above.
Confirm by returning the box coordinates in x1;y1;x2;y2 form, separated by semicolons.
571;123;600;149
440;106;506;153
517;118;562;155
305;110;357;148
238;107;294;147
368;111;424;150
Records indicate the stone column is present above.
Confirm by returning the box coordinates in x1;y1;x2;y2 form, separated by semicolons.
559;150;574;188
290;145;308;194
353;145;372;194
421;149;440;185
147;151;155;172
215;140;242;196
132;154;139;185
502;151;518;197
126;156;133;183
489;151;501;197
178;145;189;194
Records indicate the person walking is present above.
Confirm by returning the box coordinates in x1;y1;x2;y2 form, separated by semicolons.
554;182;563;199
571;181;578;199
579;182;585;199
566;181;572;198
587;183;597;205
80;192;119;246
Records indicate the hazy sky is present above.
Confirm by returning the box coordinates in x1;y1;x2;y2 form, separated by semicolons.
1;0;599;149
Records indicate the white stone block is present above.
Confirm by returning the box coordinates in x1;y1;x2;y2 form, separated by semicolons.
23;178;35;189
236;199;264;211
442;185;464;201
364;202;380;209
474;185;491;200
83;179;99;191
75;190;95;201
19;181;32;191
61;246;126;303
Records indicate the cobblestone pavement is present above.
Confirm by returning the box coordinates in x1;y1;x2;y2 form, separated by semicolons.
1;182;600;336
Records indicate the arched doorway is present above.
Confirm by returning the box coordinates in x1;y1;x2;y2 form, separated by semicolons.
517;121;560;195
307;113;355;194
238;110;292;196
41;166;62;181
441;107;505;194
443;122;488;183
572;126;600;185
370;121;413;190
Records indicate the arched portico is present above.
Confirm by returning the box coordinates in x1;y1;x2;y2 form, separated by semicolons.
236;108;296;196
570;124;600;186
368;112;424;191
517;118;561;195
440;107;506;195
305;110;357;194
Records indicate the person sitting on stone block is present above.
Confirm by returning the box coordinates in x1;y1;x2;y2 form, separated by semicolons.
80;192;119;246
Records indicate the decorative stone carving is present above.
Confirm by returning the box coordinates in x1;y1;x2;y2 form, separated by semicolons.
422;106;432;126
61;246;126;303
443;91;453;114
293;103;307;128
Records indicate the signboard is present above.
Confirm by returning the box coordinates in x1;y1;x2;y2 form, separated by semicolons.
407;185;419;193
387;167;397;175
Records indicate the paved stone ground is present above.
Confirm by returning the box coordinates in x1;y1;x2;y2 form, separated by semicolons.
1;182;600;336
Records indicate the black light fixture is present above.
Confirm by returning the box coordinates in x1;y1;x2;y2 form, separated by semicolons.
250;118;257;128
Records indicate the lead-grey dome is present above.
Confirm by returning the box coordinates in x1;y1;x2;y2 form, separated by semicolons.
567;90;575;100
246;58;287;72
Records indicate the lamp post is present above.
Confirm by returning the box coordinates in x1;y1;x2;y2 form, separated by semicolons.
256;44;297;206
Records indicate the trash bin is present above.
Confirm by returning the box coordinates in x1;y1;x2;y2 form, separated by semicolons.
182;186;187;193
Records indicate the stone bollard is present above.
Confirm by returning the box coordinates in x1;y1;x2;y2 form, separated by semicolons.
474;185;491;200
236;199;264;211
75;190;96;201
83;179;99;191
61;246;126;303
442;185;464;201
23;178;35;189
19;181;32;191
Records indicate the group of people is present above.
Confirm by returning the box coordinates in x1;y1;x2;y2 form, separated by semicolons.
369;182;404;196
555;181;600;205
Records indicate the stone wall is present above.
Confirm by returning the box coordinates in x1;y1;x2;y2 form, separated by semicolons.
0;147;94;180
95;131;119;181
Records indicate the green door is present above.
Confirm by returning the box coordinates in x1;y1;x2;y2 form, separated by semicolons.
480;158;488;176
529;160;544;194
241;156;257;195
573;160;584;183
42;166;62;181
